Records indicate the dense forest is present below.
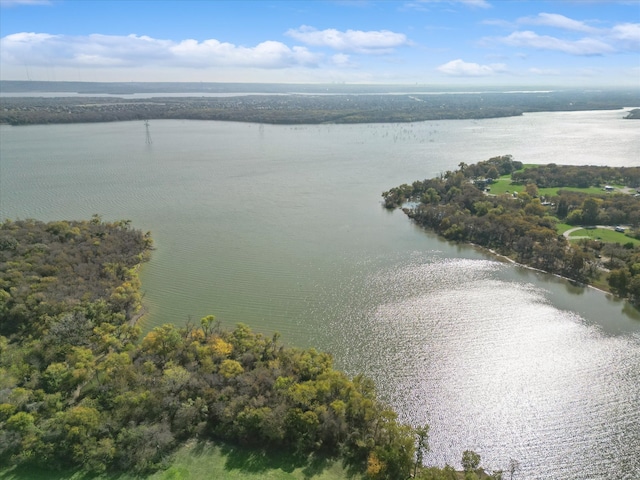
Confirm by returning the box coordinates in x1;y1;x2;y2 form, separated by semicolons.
383;159;640;305
1;85;639;126
1;218;499;479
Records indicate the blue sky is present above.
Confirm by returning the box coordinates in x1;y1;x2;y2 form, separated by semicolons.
1;0;638;86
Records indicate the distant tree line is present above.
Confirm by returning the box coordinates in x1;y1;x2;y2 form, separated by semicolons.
383;158;640;304
2;88;639;125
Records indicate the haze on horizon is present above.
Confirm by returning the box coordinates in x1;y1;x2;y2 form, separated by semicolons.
0;0;638;88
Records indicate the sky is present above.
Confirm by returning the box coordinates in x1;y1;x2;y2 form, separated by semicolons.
0;0;639;87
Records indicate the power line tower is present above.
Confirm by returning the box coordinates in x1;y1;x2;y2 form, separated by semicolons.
144;120;152;145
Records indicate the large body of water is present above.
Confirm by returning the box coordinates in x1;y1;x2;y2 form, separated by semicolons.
1;109;639;478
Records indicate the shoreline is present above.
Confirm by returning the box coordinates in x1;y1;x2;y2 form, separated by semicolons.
474;242;615;297
2;91;638;126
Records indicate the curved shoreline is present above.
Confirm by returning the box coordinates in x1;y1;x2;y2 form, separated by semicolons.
474;242;614;297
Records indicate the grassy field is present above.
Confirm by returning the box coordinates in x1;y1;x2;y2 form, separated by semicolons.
0;441;362;480
486;175;624;197
566;227;640;246
555;223;574;235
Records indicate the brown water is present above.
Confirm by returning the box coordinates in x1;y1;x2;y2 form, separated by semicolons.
1;109;639;477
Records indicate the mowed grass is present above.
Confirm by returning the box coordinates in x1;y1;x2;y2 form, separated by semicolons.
566;227;640;246
0;441;361;480
555;223;575;235
486;174;623;197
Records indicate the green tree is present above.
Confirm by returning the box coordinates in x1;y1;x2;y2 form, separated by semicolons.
422;188;441;205
200;314;217;336
556;197;569;218
219;359;244;378
414;424;430;477
462;450;481;473
581;197;601;225
486;166;500;179
141;324;183;365
608;268;630;296
6;411;35;432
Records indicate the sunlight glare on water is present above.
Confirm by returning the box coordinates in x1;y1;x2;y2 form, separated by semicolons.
329;257;640;478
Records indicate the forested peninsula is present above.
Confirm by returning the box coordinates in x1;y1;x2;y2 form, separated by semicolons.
383;159;640;306
1;82;639;126
1;218;497;479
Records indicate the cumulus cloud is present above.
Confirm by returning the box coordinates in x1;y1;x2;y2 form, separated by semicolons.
499;30;615;55
437;59;506;76
0;32;322;70
285;26;408;53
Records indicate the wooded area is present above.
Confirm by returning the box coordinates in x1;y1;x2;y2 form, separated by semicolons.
2;87;639;126
383;159;640;305
4;218;481;479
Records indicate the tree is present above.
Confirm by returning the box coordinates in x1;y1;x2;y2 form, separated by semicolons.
556;197;569;219
414;424;430;477
200;314;217;336
608;268;630;296
627;275;640;303
422;188;441;205
524;183;539;197
141;324;183;365
462;450;481;473
581;197;601;225
219;359;244;378
486;166;500;180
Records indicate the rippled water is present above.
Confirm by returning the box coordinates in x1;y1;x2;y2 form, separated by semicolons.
1;109;639;478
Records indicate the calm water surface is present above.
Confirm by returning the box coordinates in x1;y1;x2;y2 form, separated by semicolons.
1;109;639;478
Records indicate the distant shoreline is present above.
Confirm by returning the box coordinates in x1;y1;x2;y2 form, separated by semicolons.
1;83;638;126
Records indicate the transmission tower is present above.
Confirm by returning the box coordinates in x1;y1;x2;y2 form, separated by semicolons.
144;120;152;145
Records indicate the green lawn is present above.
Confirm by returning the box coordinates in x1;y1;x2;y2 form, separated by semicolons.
566;227;640;246
556;223;575;235
486;175;624;197
0;441;361;480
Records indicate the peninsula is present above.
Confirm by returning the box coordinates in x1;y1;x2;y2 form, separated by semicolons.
383;158;640;305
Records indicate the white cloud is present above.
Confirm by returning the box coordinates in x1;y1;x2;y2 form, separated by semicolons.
285;26;409;53
499;31;614;55
170;39;319;68
330;53;353;67
437;58;506;76
518;13;601;33
610;23;640;50
0;32;322;70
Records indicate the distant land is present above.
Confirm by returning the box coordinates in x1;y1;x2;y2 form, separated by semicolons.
1;81;639;125
625;108;640;119
5;80;637;96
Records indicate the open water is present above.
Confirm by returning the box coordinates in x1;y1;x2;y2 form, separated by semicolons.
1;108;639;478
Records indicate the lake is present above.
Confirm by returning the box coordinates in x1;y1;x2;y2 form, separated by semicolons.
1;108;639;478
